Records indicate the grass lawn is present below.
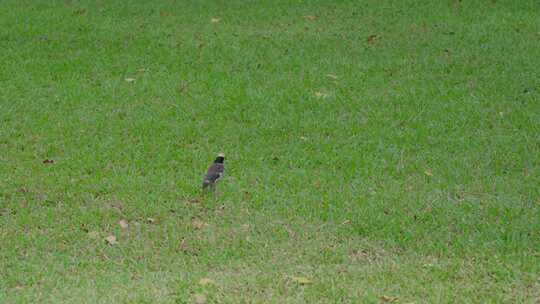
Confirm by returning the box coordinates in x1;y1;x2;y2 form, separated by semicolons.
1;0;539;302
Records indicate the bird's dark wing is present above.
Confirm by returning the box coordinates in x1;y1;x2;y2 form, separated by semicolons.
202;163;224;188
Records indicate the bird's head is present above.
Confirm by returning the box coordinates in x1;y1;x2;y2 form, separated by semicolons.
215;153;225;163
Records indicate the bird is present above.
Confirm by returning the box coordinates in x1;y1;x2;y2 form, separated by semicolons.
202;153;225;191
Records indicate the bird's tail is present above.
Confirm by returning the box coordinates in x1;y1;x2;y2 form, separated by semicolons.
202;180;211;189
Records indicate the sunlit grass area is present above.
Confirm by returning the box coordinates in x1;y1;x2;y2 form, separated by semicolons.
1;1;539;302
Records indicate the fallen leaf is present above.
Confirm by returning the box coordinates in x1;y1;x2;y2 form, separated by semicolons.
314;91;328;98
13;285;24;291
73;9;86;15
42;159;54;164
192;218;207;230
119;219;129;229
111;202;125;211
179;238;190;252
105;235;117;245
424;170;433;176
199;278;215;286
380;295;399;303
178;81;189;93
367;34;378;44
349;249;372;261
124;77;136;82
211;17;220;23
193;293;207;304
283;225;297;239
188;197;201;204
326;74;338;80
243;191;252;200
304;15;317;21
291;276;312;284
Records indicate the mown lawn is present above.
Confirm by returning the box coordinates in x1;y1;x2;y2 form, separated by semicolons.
1;1;539;303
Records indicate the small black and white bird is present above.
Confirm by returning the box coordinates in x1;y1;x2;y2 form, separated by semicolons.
202;153;225;190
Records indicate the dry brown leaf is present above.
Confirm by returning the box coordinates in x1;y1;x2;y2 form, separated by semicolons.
42;159;54;164
119;219;129;229
178;81;189;93
193;293;207;304
424;170;433;176
326;74;338;80
74;9;86;16
291;276;312;284
199;278;215;286
380;295;399;303
349;249;373;261
367;34;378;44
188;197;201;204
105;235;117;245
13;285;24;291
314;91;328;98
192;218;207;230
124;77;136;82
179;238;189;252
211;18;220;23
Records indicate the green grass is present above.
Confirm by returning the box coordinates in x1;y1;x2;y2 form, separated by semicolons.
1;0;539;302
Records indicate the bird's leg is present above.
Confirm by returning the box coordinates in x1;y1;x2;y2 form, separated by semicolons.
211;184;222;197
